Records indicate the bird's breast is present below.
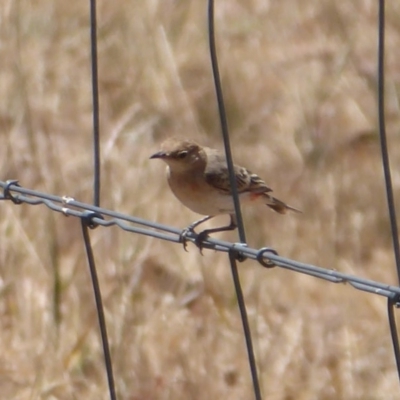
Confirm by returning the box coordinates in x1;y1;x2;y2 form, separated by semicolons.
166;169;234;216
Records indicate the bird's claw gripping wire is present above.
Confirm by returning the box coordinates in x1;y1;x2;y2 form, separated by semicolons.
179;215;214;254
179;226;210;255
194;231;210;255
179;227;193;252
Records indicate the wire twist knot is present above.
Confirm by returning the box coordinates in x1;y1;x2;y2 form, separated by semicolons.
2;180;22;204
81;210;104;229
257;247;278;268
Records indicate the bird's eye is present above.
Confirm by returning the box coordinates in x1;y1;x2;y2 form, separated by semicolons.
177;151;188;159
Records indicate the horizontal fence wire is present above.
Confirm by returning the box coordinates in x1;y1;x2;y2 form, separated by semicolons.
1;179;400;302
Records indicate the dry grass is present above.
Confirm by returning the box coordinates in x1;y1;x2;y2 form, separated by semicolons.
1;0;400;399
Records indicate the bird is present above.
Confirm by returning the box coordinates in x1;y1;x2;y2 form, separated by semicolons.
150;137;301;251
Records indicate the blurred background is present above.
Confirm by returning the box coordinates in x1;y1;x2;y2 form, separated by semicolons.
1;0;400;399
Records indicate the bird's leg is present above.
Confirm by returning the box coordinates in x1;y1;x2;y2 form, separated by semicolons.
195;214;237;251
180;215;214;252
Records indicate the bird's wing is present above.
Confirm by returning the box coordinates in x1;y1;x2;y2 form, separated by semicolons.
204;149;272;194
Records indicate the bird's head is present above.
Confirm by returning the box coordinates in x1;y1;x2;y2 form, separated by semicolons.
150;138;205;172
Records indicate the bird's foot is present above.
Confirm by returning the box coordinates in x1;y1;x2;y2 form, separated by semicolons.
179;226;210;255
194;230;209;255
179;225;196;252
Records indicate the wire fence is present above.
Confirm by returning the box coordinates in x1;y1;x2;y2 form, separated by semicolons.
1;0;400;399
2;180;400;301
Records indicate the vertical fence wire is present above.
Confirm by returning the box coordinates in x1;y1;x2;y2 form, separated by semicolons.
90;0;101;207
86;1;116;398
229;251;262;400
377;0;400;381
208;1;261;399
388;299;400;383
207;0;246;244
377;0;400;281
82;218;117;400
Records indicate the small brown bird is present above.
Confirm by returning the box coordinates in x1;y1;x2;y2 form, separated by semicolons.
150;137;300;250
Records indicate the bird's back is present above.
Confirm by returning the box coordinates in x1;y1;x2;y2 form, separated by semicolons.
204;148;272;195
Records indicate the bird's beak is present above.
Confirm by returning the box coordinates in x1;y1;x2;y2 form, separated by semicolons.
150;151;167;159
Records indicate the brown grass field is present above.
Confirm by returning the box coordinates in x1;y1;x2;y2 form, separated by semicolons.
1;0;400;399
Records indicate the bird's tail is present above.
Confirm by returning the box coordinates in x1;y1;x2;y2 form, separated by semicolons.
265;195;302;214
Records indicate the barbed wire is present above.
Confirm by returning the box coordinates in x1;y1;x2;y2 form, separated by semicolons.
2;179;400;302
